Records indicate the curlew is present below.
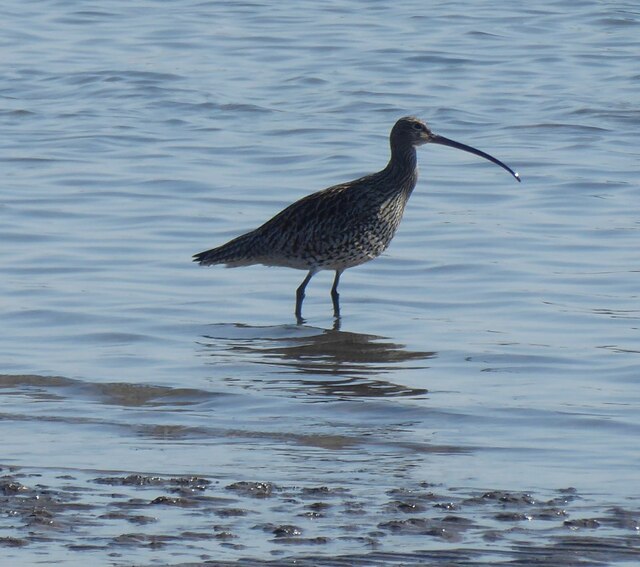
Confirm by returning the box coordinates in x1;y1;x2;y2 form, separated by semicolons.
194;117;520;322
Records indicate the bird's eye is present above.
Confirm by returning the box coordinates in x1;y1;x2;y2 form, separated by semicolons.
412;123;423;131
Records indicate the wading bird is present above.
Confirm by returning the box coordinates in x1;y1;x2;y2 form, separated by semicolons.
194;117;519;322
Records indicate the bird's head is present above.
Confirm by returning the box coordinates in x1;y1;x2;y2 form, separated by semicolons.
391;116;434;147
391;116;521;182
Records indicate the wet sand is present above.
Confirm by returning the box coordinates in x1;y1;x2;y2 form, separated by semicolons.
2;465;638;565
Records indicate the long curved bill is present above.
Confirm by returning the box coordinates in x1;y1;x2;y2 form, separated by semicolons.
431;134;521;182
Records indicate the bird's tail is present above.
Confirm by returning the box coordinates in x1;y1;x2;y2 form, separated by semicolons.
193;231;262;267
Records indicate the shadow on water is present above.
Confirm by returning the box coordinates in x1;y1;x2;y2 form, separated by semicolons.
198;323;436;399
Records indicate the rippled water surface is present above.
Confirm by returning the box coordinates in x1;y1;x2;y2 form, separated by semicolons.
1;1;639;565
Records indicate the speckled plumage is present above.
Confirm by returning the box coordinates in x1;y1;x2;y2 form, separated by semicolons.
194;117;519;321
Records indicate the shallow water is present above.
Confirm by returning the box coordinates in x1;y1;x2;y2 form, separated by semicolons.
1;0;639;565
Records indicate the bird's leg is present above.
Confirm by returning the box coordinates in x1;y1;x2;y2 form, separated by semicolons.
331;270;342;320
295;270;316;324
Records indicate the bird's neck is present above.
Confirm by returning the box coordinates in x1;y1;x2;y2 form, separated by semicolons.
383;142;417;188
386;142;416;175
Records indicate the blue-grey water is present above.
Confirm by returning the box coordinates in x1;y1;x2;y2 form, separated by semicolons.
1;1;639;565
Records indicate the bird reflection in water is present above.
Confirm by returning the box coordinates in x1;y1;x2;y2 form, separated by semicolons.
198;323;435;399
